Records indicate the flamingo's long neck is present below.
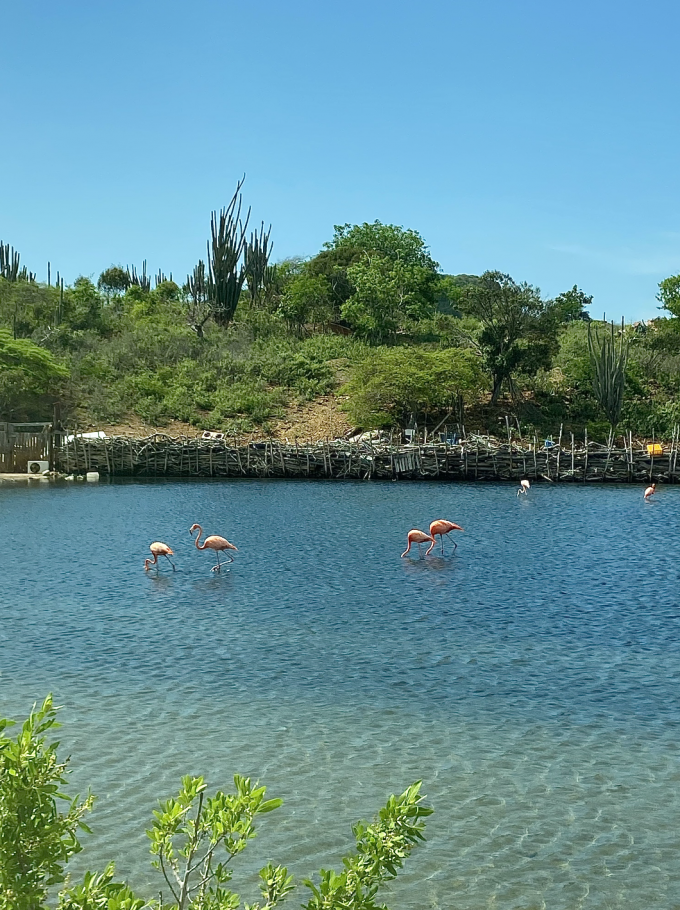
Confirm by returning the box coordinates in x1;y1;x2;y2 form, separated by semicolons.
193;526;206;550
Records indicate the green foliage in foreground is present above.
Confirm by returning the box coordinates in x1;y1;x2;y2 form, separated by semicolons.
0;698;432;910
0;696;93;910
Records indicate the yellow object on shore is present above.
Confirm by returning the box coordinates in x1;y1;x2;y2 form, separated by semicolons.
647;444;663;455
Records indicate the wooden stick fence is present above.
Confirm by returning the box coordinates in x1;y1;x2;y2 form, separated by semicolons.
55;432;680;484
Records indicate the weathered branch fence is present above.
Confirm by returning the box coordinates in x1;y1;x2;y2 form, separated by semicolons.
56;428;680;484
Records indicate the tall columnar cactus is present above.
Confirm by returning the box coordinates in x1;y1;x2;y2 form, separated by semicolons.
154;269;173;288
184;260;211;337
244;222;273;308
126;260;151;291
588;318;628;428
207;177;250;328
0;242;34;282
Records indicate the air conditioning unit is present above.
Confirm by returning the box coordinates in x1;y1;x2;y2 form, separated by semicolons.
27;460;49;475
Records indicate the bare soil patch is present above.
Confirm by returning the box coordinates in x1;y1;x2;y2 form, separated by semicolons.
89;395;354;442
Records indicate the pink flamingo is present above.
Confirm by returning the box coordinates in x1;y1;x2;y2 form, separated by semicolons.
517;479;530;496
644;483;656;501
190;523;238;572
429;519;464;555
144;541;176;572
401;529;436;558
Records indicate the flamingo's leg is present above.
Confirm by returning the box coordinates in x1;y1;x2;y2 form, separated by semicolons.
164;554;176;571
212;550;221;572
440;535;445;555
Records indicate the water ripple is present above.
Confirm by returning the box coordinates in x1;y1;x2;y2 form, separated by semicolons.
1;479;680;907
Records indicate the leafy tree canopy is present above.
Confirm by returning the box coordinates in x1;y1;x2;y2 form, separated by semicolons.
554;285;592;323
279;274;332;333
460;270;560;403
306;223;440;325
326;221;440;272
657;273;680;318
97;265;130;297
0;329;69;419
342;255;438;343
436;274;480;315
342;346;484;427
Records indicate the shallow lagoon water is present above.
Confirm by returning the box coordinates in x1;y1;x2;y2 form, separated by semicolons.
1;479;680;908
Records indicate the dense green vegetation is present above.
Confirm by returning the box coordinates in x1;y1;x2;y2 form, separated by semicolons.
2;187;680;439
0;697;432;910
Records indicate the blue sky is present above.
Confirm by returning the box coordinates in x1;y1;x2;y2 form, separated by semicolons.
2;0;680;319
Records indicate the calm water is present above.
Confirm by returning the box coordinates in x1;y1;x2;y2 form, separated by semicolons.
1;479;680;909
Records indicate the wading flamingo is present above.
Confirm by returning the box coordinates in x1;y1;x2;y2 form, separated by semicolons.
517;479;530;496
401;529;436;559
644;482;656;501
144;541;175;572
429;519;464;555
190;523;238;572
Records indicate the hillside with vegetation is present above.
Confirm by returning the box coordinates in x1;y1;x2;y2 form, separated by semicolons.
2;184;680;442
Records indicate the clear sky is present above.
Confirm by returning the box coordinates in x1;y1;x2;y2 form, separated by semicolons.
2;0;680;319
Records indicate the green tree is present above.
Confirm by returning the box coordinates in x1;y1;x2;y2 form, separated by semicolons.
0;695;94;910
306;222;440;328
554;285;592;323
0;329;69;418
0;278;60;338
656;273;680;317
342;346;483;427
279;275;332;335
98;266;130;301
328;222;439;272
342;256;437;343
305;247;363;317
460;271;560;403
64;278;105;332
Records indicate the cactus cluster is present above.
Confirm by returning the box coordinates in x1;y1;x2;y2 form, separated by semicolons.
154;269;173;288
0;242;35;282
207;176;250;327
244;221;273;307
126;260;151;291
588;318;628;428
185;260;208;306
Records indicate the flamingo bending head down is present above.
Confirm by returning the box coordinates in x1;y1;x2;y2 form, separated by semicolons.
144;541;175;572
644;483;656;501
517;479;530;496
401;529;436;559
190;523;238;572
428;519;464;555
